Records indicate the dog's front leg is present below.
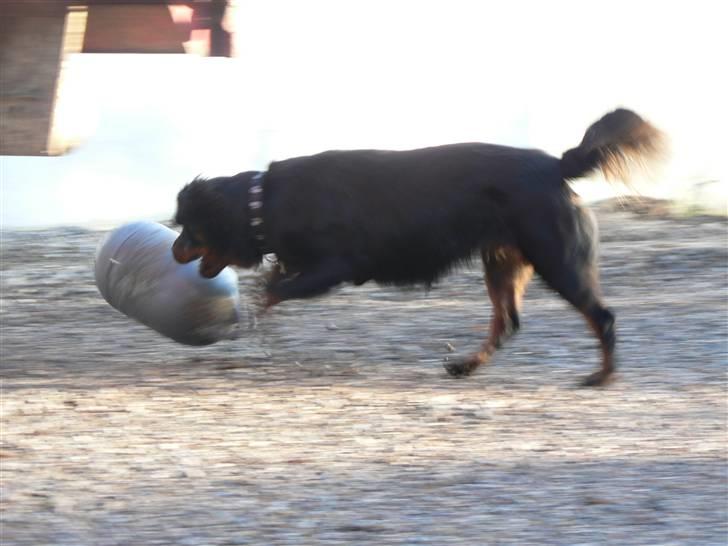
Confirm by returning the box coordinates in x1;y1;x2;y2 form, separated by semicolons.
266;258;352;303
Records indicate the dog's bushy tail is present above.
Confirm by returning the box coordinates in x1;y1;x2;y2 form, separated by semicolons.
560;108;667;183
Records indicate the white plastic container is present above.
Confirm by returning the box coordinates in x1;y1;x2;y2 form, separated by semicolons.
94;221;242;346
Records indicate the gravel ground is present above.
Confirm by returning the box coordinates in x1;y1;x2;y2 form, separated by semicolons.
1;204;726;545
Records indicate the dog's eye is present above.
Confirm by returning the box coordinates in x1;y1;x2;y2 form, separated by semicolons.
185;227;207;247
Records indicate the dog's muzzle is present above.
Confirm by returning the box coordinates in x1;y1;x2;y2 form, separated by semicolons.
172;237;200;264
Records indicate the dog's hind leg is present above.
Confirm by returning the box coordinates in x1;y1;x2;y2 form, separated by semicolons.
522;207;616;387
444;247;533;377
539;263;616;387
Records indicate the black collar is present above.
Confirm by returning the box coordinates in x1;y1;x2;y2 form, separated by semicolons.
248;171;269;255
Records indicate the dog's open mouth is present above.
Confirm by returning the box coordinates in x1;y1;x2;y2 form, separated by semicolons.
199;256;226;278
172;237;225;277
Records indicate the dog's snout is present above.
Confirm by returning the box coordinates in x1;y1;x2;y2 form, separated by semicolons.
172;237;200;264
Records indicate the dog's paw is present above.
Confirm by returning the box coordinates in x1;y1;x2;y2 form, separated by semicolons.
443;357;479;378
580;370;615;387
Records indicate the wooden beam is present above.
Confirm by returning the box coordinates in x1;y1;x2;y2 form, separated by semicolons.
82;5;186;54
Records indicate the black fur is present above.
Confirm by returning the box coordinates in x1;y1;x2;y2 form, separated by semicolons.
173;108;665;386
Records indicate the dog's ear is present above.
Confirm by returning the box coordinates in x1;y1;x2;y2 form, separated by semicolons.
176;177;227;223
176;176;246;246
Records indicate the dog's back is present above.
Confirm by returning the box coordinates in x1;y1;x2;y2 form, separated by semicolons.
265;143;561;285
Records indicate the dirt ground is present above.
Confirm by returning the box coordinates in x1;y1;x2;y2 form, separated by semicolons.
1;203;726;545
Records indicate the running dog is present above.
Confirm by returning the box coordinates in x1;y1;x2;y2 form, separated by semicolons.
172;108;665;386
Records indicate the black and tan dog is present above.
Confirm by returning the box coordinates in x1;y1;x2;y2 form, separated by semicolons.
172;108;665;386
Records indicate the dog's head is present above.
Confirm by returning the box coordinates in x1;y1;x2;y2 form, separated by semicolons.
172;174;262;278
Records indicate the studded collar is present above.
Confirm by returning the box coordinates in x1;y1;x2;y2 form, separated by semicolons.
248;171;268;255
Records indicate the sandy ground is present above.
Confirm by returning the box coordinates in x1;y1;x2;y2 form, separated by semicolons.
1;204;726;545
